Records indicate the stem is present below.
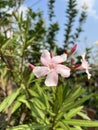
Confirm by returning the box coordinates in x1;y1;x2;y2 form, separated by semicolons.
49;87;59;130
19;106;27;124
0;50;19;88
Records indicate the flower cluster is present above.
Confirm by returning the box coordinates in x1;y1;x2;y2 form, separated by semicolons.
30;44;91;86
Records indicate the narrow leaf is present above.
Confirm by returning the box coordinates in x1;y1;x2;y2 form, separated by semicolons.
0;87;22;112
62;119;98;127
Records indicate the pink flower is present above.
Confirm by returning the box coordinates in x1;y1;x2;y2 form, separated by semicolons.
32;50;71;86
75;53;91;79
81;53;91;79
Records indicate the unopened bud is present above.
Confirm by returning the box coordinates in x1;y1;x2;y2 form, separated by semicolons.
74;64;81;70
50;52;53;58
71;58;74;63
70;44;77;55
29;64;35;70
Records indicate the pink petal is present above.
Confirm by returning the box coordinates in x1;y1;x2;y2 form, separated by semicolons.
40;50;51;66
81;60;88;69
56;64;70;77
52;53;67;64
33;66;49;78
86;69;91;79
81;53;85;60
81;54;91;70
45;71;58;86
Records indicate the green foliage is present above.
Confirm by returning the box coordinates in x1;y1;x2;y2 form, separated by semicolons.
64;0;78;47
0;0;24;37
0;87;22;112
48;0;56;21
47;22;59;50
64;0;87;49
47;0;59;51
0;0;24;8
0;82;98;129
72;11;87;43
7;123;50;130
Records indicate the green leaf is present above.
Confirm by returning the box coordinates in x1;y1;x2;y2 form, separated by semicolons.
1;39;12;50
11;95;26;114
32;105;45;120
18;98;30;109
26;37;35;46
30;98;46;110
71;94;94;109
56;92;93;121
29;101;46;122
61;87;85;110
27;72;34;86
65;106;83;119
11;100;22;114
71;126;83;130
7;123;50;130
71;87;85;98
60;93;94;113
41;92;50;109
77;112;90;120
28;89;39;97
57;86;63;106
55;121;71;130
62;119;98;127
0;87;22;112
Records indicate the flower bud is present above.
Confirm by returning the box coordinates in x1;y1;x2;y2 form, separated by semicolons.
71;58;75;64
29;64;35;70
74;64;81;70
70;44;77;55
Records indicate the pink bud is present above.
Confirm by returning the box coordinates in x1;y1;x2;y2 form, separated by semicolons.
29;64;35;70
50;51;53;58
70;44;77;55
71;58;74;63
74;64;81;70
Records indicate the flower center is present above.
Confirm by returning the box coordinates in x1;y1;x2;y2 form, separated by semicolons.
49;63;55;70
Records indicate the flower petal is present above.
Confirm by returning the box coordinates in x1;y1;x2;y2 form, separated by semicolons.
81;53;85;60
86;69;91;79
52;53;67;64
81;53;91;70
56;64;70;77
33;66;49;78
45;71;58;86
40;50;51;66
80;53;91;79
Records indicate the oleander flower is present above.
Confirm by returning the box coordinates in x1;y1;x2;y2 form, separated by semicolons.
81;53;91;79
31;50;71;86
75;53;91;79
